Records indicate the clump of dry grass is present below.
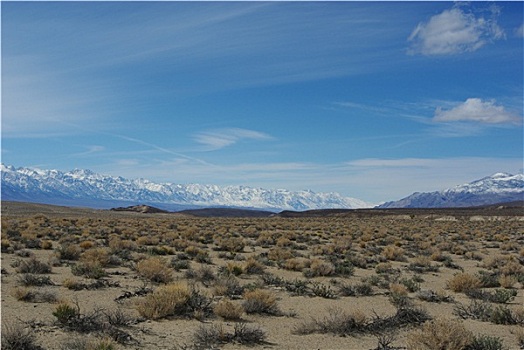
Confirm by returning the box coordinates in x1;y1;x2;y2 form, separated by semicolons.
214;299;244;320
136;257;173;284
56;244;82;261
215;237;246;253
294;307;367;336
16;257;52;274
498;274;518;289
213;276;244;297
2;322;42;350
243;257;266;275
80;248;111;267
135;282;212;320
242;289;280;315
406;318;473;350
381;245;406;262
191;323;267;348
283;257;310;272
135;282;191;319
304;258;335;277
12;287;58;303
446;273;481;293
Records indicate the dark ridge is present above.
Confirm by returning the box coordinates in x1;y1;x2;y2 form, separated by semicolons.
177;207;274;218
278;209;354;218
276;201;524;218
110;205;169;214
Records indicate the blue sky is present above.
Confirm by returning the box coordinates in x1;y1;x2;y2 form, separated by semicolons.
2;1;523;203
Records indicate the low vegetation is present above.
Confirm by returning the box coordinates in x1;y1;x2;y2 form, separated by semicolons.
1;202;523;349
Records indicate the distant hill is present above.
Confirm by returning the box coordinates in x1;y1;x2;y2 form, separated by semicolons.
177;208;274;218
110;205;169;214
1;164;372;211
378;173;523;208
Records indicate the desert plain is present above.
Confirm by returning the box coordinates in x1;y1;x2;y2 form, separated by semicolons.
1;201;523;349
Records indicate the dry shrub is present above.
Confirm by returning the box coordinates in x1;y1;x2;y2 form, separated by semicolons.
308;258;335;277
136;257;173;284
40;240;53;250
16;257;52;274
216;237;245;252
382;245;406;261
243;257;266;275
80;248;110;267
109;237;137;253
409;256;439;273
79;240;95;250
63;278;84;290
389;283;408;296
515;328;524;348
136;236;159;246
283;257;310;272
375;262;394;274
499;260;523;276
1;239;11;253
482;255;522;276
268;247;294;262
294;308;367;336
225;262;244;276
56;244;82;260
71;261;106;279
213;276;244;297
214;299;244;320
430;250;445;261
498;274;517;289
406;318;473;350
136;282;190;319
2;322;41;350
276;237;292;247
446;273;481;293
242;289;280;315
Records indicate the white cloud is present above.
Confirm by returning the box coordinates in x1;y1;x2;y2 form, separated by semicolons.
408;6;504;55
516;23;524;38
433;98;520;124
193;128;273;151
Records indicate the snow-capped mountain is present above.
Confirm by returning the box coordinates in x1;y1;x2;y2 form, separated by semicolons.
378;173;524;208
0;164;372;211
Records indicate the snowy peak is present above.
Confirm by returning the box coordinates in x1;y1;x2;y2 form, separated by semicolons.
449;173;524;194
378;172;524;208
1;164;372;211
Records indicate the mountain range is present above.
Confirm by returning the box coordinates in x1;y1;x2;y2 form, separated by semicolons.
0;164;371;211
378;172;524;208
1;164;522;211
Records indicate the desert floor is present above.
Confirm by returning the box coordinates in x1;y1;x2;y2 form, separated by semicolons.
1;201;523;349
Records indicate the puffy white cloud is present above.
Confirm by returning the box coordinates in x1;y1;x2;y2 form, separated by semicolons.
408;6;504;55
433;98;520;124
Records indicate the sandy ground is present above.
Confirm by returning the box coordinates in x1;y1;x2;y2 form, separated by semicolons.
1;202;523;349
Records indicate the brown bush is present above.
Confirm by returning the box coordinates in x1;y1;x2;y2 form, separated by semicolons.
446;273;481;293
136;257;173;284
406;318;473;350
381;245;406;261
80;248;111;267
283;257;310;272
214;299;244;320
242;289;280;315
136;282;191;319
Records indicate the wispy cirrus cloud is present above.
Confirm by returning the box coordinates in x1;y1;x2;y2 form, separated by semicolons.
408;4;504;55
193;128;274;151
516;23;524;38
433;98;521;125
